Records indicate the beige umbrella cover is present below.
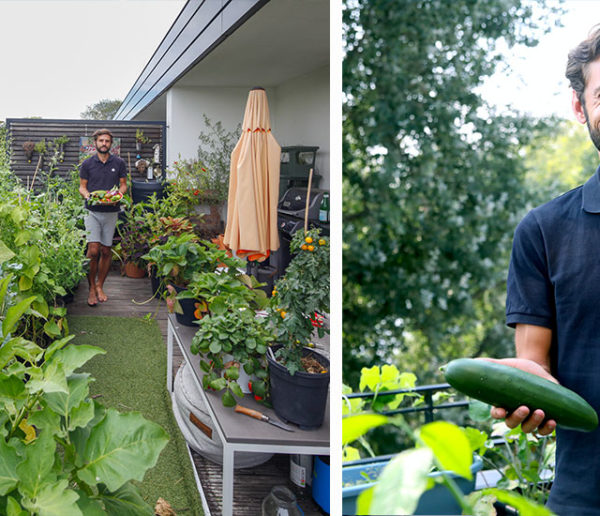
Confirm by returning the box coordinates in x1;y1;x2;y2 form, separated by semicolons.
223;88;280;262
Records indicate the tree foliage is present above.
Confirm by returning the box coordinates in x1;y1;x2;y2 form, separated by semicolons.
523;118;598;196
0;122;8;170
342;0;564;386
80;98;122;120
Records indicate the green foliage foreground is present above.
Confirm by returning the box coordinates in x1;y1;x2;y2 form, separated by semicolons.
0;276;169;515
343;365;557;515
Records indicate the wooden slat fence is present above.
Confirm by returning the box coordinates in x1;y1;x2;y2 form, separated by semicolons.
6;119;166;190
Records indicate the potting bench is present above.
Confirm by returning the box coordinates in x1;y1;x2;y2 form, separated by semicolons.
166;313;330;516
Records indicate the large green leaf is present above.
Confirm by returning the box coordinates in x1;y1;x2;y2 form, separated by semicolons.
27;361;68;395
342;414;388;445
45;374;90;418
68;400;95;432
77;409;169;491
16;431;57;498
49;345;105;376
73;490;106;516
368;447;434;515
2;296;36;336
0;439;19;495
479;488;555;516
21;479;81;516
0;337;44;369
27;404;61;433
0;375;27;403
5;496;28;516
44;374;95;432
418;421;473;479
97;482;154;516
0;240;15;264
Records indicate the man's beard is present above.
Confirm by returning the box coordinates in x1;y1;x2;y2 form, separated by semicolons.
583;104;600;151
96;143;110;154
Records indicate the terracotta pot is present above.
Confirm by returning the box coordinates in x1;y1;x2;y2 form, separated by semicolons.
124;262;146;278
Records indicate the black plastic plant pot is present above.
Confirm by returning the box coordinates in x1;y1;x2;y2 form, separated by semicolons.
131;179;165;205
173;285;199;327
267;344;330;430
149;266;165;298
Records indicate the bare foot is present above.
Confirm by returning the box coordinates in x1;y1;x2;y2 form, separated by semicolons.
96;286;108;303
88;289;98;307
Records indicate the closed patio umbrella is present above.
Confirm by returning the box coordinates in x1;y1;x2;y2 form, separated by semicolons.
223;87;280;262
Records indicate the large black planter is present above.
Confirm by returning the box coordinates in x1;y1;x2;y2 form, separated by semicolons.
267;345;329;429
131;179;165;205
173;285;199;327
149;266;165;298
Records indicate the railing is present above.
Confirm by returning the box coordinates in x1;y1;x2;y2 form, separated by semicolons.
343;383;471;467
344;382;468;422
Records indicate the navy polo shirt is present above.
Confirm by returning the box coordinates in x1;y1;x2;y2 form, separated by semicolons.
506;166;600;515
79;153;127;212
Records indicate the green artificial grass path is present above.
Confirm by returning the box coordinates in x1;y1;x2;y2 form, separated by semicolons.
68;315;203;516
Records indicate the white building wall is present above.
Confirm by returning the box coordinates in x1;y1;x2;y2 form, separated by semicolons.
164;65;329;190
270;65;330;191
165;86;248;167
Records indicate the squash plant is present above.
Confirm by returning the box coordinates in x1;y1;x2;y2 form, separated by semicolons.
0;274;169;514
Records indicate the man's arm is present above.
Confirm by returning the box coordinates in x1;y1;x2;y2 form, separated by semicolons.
490;323;557;435
79;178;90;200
119;176;127;195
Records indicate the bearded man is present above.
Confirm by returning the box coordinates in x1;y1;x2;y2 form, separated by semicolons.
78;129;127;306
491;25;600;515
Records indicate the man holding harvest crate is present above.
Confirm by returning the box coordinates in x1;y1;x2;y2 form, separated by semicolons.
492;26;600;515
78;129;127;307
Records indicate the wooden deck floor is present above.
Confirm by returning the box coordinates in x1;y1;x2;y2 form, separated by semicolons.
67;265;328;516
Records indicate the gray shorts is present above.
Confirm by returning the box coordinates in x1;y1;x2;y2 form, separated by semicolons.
84;211;119;247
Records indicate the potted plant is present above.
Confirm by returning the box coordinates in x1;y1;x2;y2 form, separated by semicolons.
186;258;272;405
142;233;237;325
135;128;151;151
266;227;330;428
53;134;69;163
22;140;35;162
191;307;275;406
34;138;47;168
117;202;153;278
146;215;196;296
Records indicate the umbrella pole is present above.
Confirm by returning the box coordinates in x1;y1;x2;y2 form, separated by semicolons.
304;168;314;233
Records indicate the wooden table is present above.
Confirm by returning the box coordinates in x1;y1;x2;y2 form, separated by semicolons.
166;313;330;516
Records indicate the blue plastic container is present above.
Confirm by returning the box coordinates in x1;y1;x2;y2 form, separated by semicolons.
311;455;330;513
342;454;483;515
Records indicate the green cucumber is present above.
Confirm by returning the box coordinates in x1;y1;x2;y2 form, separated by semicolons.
443;358;598;432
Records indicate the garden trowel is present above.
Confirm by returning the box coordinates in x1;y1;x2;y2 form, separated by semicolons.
234;404;295;432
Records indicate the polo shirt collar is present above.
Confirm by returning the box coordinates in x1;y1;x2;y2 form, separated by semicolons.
92;153;113;165
582;165;600;213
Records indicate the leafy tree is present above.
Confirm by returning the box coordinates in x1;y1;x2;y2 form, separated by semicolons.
80;98;122;120
342;0;564;386
0;121;8;170
523;118;598;196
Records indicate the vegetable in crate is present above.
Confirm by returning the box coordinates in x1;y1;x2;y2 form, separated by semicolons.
443;358;598;432
88;188;123;206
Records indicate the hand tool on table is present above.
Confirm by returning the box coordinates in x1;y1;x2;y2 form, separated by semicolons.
234;404;295;432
